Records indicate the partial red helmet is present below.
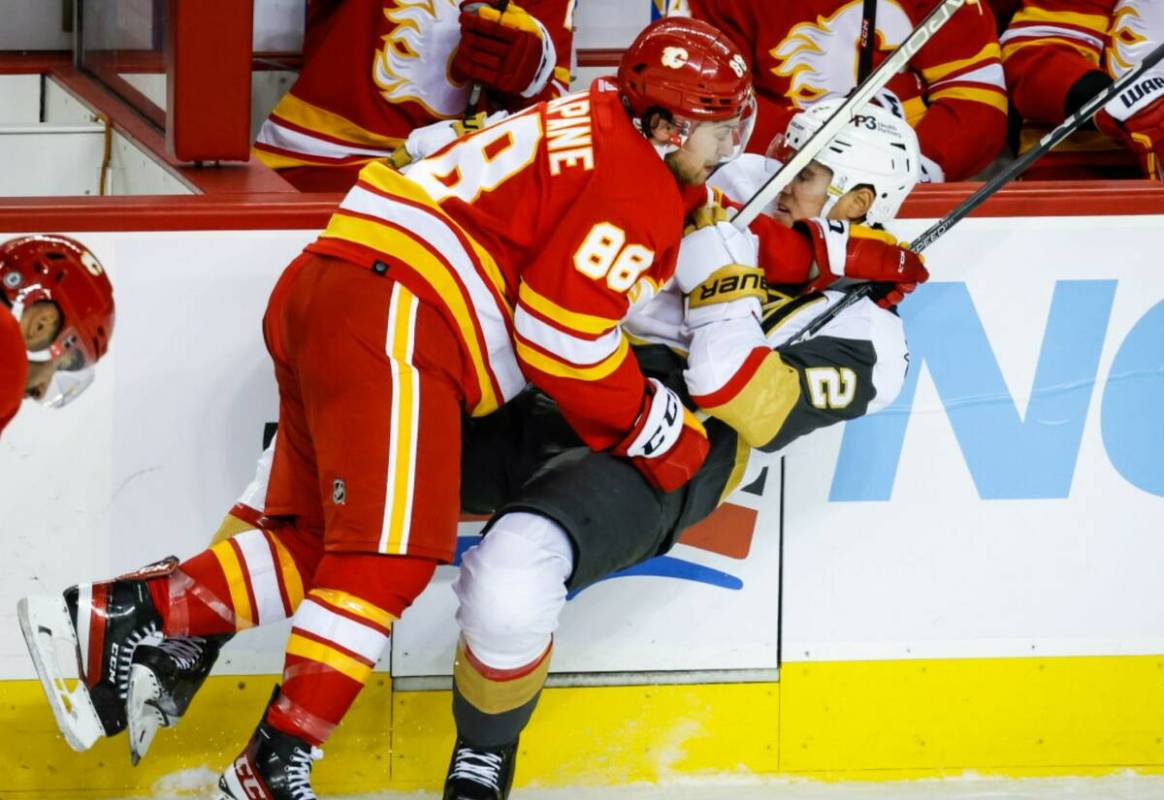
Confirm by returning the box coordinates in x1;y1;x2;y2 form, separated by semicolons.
1;235;114;405
617;17;754;123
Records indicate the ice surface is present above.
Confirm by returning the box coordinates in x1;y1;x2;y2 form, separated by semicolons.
134;772;1164;800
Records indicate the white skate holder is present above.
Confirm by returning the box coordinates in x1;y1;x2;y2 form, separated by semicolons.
17;595;105;752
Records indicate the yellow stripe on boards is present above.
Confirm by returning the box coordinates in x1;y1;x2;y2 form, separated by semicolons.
928;85;1010;114
4;655;1164;796
779;655;1164;775
919;42;1002;82
515;334;629;381
391;681;781;789
286;633;374;684
320;214;501;415
1;675;393;798
310;588;396;630
209;539;253;629
269;533;305;610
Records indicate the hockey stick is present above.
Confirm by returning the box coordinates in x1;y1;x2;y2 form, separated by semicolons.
858;0;879;84
731;0;969;229
785;37;1164;345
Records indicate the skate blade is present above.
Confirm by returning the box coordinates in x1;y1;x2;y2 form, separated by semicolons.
127;663;166;766
17;595;104;752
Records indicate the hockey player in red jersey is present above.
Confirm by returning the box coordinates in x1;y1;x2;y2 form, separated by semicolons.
0;235;115;436
24;104;925;797
17;18;755;800
1001;0;1164;178
672;0;1009;182
255;0;577;191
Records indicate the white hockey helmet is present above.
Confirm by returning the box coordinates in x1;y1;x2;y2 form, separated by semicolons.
773;97;921;225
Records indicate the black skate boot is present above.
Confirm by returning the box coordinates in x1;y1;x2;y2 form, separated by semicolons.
17;558;174;752
127;632;231;764
443;737;518;800
216;706;323;800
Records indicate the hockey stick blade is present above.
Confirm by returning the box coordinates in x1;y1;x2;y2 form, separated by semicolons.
788;38;1164;345
731;0;968;229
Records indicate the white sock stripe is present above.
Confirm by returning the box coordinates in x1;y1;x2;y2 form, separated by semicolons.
233;529;285;626
293;600;390;664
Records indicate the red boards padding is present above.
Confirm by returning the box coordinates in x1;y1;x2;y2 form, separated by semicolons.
166;0;254;162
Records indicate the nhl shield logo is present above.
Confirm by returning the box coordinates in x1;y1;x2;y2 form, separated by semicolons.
332;479;346;505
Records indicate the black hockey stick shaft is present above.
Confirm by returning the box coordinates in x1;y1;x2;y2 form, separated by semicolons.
858;0;878;83
789;38;1164;344
731;0;968;228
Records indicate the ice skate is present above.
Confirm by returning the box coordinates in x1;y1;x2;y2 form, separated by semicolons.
17;561;171;751
216;706;323;800
127;632;229;764
443;737;518;800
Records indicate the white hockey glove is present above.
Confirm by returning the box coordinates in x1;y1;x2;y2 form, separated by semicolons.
676;205;764;330
389;110;509;170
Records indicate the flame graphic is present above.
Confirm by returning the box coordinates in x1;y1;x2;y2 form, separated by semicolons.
769;0;913;108
374;0;468;118
1108;3;1151;77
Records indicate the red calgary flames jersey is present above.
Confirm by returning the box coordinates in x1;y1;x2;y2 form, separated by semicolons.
1001;0;1158;177
307;82;686;450
256;0;576;176
0;304;27;436
681;0;1008;181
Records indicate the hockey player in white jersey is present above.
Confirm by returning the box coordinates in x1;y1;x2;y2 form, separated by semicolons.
441;98;926;800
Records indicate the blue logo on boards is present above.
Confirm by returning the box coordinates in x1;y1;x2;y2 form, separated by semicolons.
832;281;1164;500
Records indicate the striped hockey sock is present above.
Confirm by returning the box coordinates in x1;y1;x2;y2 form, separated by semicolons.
265;553;436;746
452;637;552;748
147;524;319;637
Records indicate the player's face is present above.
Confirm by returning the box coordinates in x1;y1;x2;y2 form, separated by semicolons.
666;116;746;185
20;301;61;351
771;161;833;226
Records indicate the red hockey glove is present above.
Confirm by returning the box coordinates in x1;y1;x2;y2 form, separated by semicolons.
612;378;709;493
798;218;928;308
1095;67;1164;180
453;1;554;98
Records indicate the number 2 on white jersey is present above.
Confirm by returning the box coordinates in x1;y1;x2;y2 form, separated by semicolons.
407;113;542;204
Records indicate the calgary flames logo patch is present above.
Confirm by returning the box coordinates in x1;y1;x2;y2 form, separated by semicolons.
661;46;690;69
769;0;913;107
374;0;468;118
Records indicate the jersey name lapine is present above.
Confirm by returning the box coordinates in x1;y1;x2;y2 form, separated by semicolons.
545;95;595;176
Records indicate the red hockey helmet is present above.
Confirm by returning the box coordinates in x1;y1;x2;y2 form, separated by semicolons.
0;235;114;406
617;17;753;123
